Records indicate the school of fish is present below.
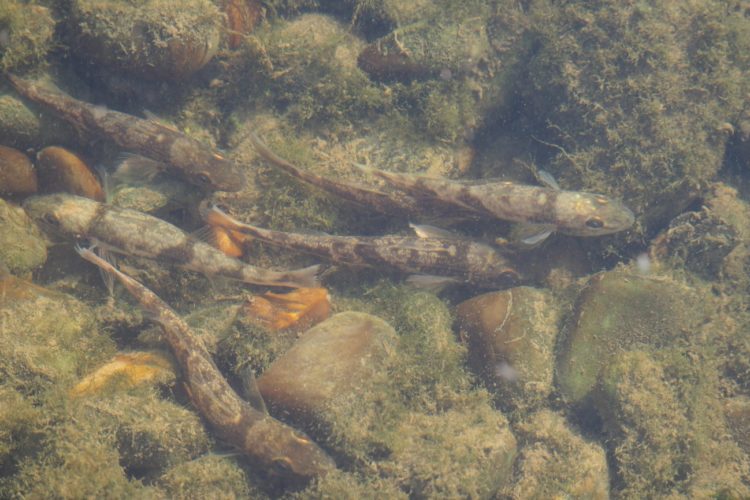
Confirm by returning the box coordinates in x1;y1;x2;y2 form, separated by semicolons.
7;72;636;484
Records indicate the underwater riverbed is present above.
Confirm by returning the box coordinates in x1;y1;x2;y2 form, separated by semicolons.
2;0;750;498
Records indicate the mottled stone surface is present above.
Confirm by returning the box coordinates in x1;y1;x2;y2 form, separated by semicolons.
0;198;46;275
257;311;398;423
556;270;707;403
455;287;560;410
510;410;609;500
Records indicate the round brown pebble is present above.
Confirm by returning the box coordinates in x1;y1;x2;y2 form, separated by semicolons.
36;146;105;201
0;145;37;195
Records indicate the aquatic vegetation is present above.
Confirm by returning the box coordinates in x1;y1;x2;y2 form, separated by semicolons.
0;199;46;275
0;1;55;72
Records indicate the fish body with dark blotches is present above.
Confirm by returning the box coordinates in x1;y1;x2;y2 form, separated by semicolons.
248;133;635;239
6;74;245;192
23;193;319;288
76;248;335;483
204;205;520;289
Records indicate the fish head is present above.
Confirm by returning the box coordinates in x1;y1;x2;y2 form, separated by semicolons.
252;418;336;483
170;140;247;192
555;191;635;237
23;193;101;239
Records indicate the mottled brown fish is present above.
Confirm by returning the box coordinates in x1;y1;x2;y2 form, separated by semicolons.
23;193;320;288
204;204;520;289
6;74;245;192
76;247;335;483
248;133;635;242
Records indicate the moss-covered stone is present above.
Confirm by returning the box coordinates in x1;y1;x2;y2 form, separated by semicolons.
0;198;46;275
455;287;560;413
69;0;222;80
0;274;115;395
556;269;708;404
0;1;55;73
236;14;389;130
593;350;750;498
0;92;74;150
379;400;516;499
85;391;211;476
158;454;258;499
521;2;750;244
509;410;609;499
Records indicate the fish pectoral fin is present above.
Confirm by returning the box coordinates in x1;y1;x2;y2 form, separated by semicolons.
511;223;555;246
408;223;461;240
238;364;268;414
535;169;561;190
111;154;167;185
405;274;459;292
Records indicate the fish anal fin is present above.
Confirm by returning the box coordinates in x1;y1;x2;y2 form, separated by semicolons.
238;364;268;414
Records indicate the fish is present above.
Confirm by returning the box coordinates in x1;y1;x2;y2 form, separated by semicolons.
23;193;320;289
76;247;335;482
203;204;520;289
247;133;635;241
247;132;425;216
5;74;246;192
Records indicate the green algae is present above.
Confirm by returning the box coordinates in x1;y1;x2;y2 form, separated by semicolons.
0;198;47;275
556;268;709;404
520;1;750;244
158;454;258;499
510;410;609;499
0;1;56;73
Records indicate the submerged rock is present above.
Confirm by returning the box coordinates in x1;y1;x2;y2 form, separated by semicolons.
455;287;560;411
556;269;707;404
0;273;115;394
380;404;517;499
0;198;46;274
509;410;609;499
257;311;398;425
69;0;222;80
0;145;37;196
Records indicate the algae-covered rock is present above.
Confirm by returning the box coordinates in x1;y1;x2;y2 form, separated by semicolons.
556;269;708;404
0;386;45;477
109;177;203;217
380;402;516;499
257;311;399;429
509;410;609;500
593;350;750;498
9;404;162;498
0;92;74;150
70;0;222;80
521;2;750;242
0;274;115;394
86;391;210;476
238;14;388;129
455;287;560;412
0;1;56;72
158;454;258;499
724;395;750;455
0;198;46;274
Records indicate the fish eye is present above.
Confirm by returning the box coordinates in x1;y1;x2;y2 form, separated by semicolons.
271;457;295;476
195;172;212;185
585;217;604;229
42;213;61;227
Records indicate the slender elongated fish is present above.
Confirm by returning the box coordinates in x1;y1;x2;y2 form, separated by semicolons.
6;74;245;192
24;193;319;288
76;247;335;482
248;133;634;241
204;205;520;288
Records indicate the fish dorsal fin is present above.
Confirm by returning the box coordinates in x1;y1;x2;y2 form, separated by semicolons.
405;274;459;292
536;169;560;190
409;223;461;240
111;154;166;184
238;364;268;414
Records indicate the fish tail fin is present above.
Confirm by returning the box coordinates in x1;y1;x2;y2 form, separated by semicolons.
284;264;323;288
